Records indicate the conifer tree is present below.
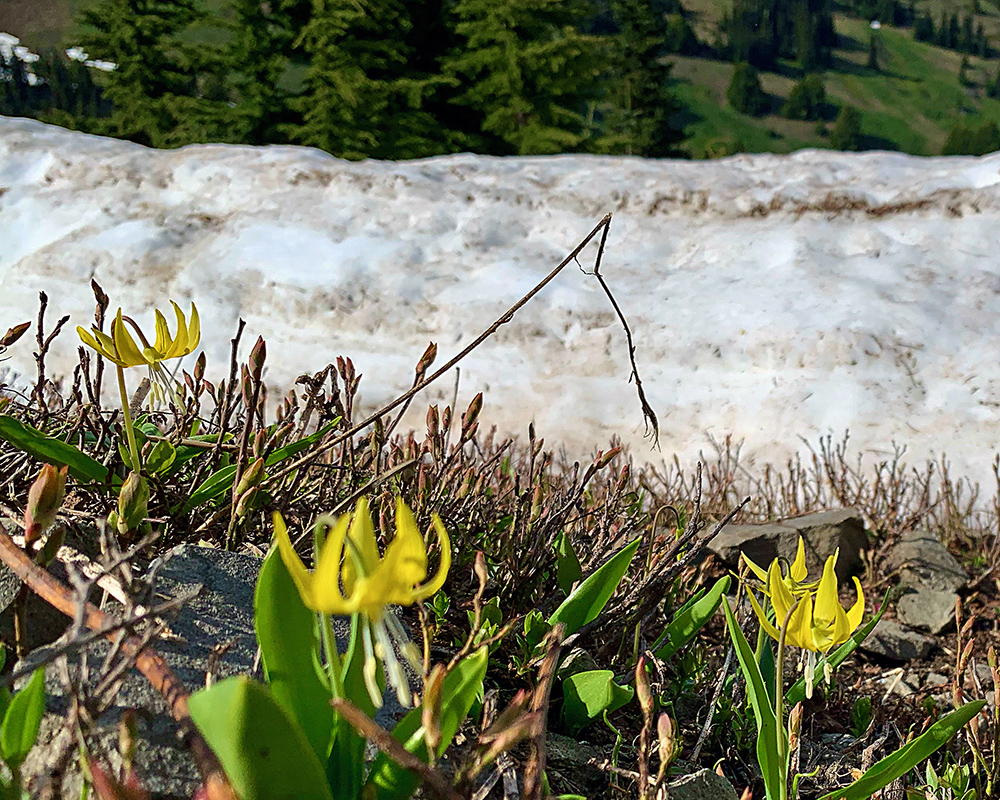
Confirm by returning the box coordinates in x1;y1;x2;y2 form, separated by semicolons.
225;0;293;144
77;0;231;147
727;61;769;115
443;0;605;155
294;0;450;159
594;0;684;156
830;105;861;150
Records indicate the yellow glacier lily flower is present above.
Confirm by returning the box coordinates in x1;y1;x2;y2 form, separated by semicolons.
273;496;451;708
747;549;864;697
77;301;200;369
78;302;200;409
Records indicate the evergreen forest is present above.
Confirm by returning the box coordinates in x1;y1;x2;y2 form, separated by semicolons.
3;0;1000;158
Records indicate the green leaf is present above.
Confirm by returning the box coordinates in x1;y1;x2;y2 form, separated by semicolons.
144;440;176;474
367;646;488;800
817;701;986;800
548;538;641;637
722;597;785;800
0;668;46;770
654;576;730;661
785;589;890;708
254;547;334;763
0;415;107;483
555;533;582;596
188;676;334;800
561;669;635;735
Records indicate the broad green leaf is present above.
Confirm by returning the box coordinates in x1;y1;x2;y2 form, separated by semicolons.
188;676;333;800
0;668;46;770
548;538;641;636
367;647;488;800
817;701;986;800
654;576;730;661
254;547;334;763
555;533;582;596
722;598;785;800
0;415;107;483
145;440;176;474
561;669;635;734
785;589;890;707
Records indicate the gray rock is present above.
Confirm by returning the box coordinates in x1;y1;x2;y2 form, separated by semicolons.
556;647;600;681
881;669;919;698
884;529;966;593
924;672;949;689
665;768;739;800
859;619;935;662
709;508;868;582
22;544;415;799
896;587;958;635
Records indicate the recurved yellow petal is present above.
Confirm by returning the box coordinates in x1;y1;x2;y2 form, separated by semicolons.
112;310;147;366
274;511;318;609
412;514;451;602
153;309;171;356
742;553;770;583
790;537;808;584
310;513;354;613
747;586;782;641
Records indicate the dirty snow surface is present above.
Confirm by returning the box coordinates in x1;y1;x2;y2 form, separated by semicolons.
3;116;1000;485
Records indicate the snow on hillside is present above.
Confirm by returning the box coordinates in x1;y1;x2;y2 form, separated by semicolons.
3;116;1000;486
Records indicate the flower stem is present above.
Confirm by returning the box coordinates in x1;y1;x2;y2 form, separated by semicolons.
320;612;345;699
117;366;141;473
775;598;802;800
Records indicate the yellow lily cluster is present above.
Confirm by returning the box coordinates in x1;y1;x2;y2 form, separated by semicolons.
274;497;451;707
744;538;865;697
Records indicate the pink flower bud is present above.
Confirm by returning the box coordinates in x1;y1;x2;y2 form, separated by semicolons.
24;464;67;545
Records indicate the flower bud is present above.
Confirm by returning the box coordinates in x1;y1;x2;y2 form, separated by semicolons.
462;393;483;437
236;458;265;498
416;342;437;378
422;664;445;759
249;336;267;383
787;701;803;752
235;486;259;519
117;472;150;531
24;464;67;545
426;405;439;439
595;446;622;470
0;321;30;348
457;467;475;500
635;656;653;716
657;713;676;767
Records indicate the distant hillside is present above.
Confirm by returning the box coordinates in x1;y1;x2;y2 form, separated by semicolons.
671;13;1000;156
